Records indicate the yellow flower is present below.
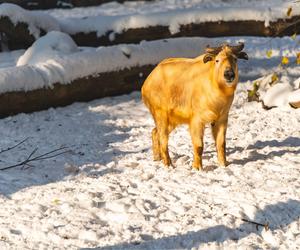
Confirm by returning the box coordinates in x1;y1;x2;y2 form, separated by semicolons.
281;56;289;65
287;7;293;17
266;50;272;58
297;53;300;64
53;199;60;205
271;73;278;84
291;33;297;40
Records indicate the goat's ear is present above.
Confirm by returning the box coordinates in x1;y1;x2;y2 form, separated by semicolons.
203;54;214;63
237;51;248;60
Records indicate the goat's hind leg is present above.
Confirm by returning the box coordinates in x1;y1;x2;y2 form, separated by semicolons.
152;127;161;161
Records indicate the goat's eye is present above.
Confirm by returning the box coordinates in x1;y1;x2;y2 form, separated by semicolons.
216;60;219;63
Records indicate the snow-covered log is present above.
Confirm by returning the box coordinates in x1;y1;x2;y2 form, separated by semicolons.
0;0;153;10
71;16;300;47
1;3;300;49
0;33;210;117
0;4;60;50
0;16;36;50
0;65;154;117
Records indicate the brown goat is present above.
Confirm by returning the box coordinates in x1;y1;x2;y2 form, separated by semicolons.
141;43;248;170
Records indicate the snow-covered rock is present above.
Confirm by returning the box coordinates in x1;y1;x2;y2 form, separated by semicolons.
288;89;300;108
250;73;300;109
262;83;293;108
0;88;299;249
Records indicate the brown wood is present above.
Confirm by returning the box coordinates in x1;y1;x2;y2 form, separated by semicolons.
0;0;153;9
290;101;300;109
1;13;299;50
0;16;38;50
0;65;155;117
70;0;153;8
71;16;300;47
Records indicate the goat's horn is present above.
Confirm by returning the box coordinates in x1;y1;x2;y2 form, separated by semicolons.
229;42;244;53
205;45;222;55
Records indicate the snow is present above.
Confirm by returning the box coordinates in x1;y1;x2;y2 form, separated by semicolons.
51;1;300;37
45;0;289;19
0;50;24;68
17;31;78;66
288;89;300;104
0;34;298;95
0;36;213;93
262;83;293;108
251;73;300;108
0;3;60;39
1;1;298;39
0;2;299;248
0;85;299;249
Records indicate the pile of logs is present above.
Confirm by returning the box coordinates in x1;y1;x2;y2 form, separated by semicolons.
0;0;153;9
0;1;299;116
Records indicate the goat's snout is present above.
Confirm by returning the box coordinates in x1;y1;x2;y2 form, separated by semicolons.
224;68;235;82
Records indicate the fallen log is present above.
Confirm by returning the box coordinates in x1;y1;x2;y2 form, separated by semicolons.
1;3;299;50
70;0;153;8
0;4;60;51
0;16;37;50
1;14;300;50
0;0;153;9
0;65;154;117
71;16;300;47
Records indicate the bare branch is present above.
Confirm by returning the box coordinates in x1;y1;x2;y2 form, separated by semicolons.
0;137;29;155
224;213;269;231
0;146;70;171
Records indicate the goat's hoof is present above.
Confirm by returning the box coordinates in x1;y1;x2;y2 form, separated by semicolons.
192;164;202;171
162;157;172;167
153;155;162;161
219;160;229;168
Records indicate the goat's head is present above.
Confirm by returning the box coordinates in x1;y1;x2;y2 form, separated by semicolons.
203;43;248;87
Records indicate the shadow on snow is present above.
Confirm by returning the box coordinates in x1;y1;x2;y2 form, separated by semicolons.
0;95;146;196
82;199;300;249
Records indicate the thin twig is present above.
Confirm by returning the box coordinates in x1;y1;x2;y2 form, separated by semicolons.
29;146;69;161
224;213;269;231
0;146;70;171
36;150;71;161
20;148;38;169
0;137;29;155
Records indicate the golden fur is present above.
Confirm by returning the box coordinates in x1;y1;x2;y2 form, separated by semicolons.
141;45;247;170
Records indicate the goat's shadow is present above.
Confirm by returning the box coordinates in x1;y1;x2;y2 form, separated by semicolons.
82;199;300;249
229;136;300;166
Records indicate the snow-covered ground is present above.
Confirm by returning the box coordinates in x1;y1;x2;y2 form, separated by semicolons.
0;83;299;249
0;1;299;249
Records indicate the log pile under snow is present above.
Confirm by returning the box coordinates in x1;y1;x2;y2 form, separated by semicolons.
1;3;300;50
0;0;154;9
0;2;299;116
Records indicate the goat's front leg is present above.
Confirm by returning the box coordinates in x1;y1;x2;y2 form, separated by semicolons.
212;119;228;167
189;118;205;170
156;111;171;166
